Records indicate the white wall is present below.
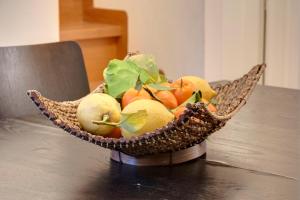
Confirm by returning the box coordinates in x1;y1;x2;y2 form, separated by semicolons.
94;0;205;80
204;0;223;82
204;0;263;82
266;0;300;89
205;0;300;89
0;0;59;47
0;0;298;89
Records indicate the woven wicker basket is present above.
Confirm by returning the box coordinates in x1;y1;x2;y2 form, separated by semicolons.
27;64;265;157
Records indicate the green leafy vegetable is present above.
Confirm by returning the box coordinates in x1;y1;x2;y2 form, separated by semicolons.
159;74;168;83
103;59;140;98
127;54;159;83
92;110;148;134
120;110;147;133
104;54;166;98
147;83;175;91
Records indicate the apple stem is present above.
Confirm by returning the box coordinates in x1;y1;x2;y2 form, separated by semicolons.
92;120;120;127
180;78;183;88
102;114;110;122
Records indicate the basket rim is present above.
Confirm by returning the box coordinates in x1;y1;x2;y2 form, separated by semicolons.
27;89;220;144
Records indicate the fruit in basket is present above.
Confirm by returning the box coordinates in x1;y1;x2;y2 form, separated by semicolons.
155;90;178;109
121;99;174;138
122;88;152;108
173;98;217;119
106;128;122;138
94;99;174;139
103;59;141;98
171;79;196;104
202;99;217;113
143;83;178;109
95;53;217;137
160;82;172;88
104;54;161;98
146;82;172;93
76;93;121;135
173;106;187;119
28;61;265;159
181;76;216;101
127;54;160;82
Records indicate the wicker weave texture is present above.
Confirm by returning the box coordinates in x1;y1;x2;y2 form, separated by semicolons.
27;64;265;156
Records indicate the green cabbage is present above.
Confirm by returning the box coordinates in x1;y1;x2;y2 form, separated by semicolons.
103;54;163;98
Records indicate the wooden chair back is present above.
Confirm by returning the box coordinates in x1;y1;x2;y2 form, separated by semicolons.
0;41;89;118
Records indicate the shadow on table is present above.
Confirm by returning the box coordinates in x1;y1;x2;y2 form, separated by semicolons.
77;158;232;200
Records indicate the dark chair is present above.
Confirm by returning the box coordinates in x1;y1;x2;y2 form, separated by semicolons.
0;41;90;118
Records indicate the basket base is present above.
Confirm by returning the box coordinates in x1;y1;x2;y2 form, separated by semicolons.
110;141;206;166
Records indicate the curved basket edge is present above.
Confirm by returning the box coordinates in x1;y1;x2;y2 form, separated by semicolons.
25;63;266;155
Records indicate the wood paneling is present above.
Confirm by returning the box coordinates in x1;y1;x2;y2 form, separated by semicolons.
60;21;122;41
59;0;83;25
83;1;128;58
77;38;118;90
59;0;128;90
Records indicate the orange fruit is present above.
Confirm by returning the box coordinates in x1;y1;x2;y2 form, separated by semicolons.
122;88;152;108
173;106;187;119
106;128;122;138
155;90;178;109
202;99;217;112
127;96;148;105
145;85;157;94
171;79;196;105
145;82;172;94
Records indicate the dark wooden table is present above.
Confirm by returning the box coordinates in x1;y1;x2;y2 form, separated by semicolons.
0;85;299;200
